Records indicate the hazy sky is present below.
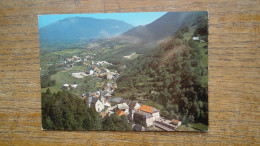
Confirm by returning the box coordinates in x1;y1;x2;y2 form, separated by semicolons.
38;12;167;28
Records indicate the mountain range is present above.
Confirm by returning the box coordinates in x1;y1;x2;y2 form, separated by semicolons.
39;11;207;47
39;17;134;43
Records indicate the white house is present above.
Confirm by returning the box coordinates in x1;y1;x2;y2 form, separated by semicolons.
104;101;111;107
62;84;69;89
88;70;94;75
85;93;105;113
117;103;129;115
152;109;160;121
193;37;199;41
107;72;113;80
137;105;160;123
95;100;104;112
71;84;78;88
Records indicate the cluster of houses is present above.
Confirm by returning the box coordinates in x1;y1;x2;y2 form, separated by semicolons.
80;82;181;131
72;56;82;62
96;61;112;66
81;82;117;112
86;65;119;81
60;54;118;80
63;55;82;64
61;55;97;69
58;54;118;81
60;55;83;70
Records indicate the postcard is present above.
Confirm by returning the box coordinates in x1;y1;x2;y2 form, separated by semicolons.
39;11;208;131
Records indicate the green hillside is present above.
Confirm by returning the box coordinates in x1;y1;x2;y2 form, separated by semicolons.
115;16;208;126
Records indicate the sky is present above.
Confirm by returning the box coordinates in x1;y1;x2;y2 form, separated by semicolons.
38;12;167;28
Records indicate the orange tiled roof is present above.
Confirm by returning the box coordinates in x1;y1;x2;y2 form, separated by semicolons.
116;109;126;116
93;93;99;98
138;105;153;114
172;119;180;124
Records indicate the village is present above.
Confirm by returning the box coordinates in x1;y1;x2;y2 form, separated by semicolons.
80;80;182;131
60;54;119;89
57;55;182;131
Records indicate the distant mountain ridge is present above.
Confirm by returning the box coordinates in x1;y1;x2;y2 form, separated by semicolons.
121;11;207;43
39;17;134;44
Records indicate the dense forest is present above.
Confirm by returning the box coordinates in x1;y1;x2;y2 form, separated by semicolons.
116;13;208;125
42;89;132;130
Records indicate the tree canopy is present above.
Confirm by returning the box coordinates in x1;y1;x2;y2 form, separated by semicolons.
42;89;132;130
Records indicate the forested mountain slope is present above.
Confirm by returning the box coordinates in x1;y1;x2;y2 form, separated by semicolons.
121;11;207;44
116;13;208;125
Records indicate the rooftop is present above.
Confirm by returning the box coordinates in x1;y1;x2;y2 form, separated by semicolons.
112;97;122;103
117;103;129;110
116;109;126;116
135;110;152;119
138;105;156;114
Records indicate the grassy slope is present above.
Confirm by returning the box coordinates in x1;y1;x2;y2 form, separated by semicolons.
176;125;197;131
115;25;208;97
183;26;196;41
198;42;208;88
51;48;86;57
190;123;208;131
176;123;208;132
183;26;208;88
41;66;107;96
41;66;85;93
130;53;140;59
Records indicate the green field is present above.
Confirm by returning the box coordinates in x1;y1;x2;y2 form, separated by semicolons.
41;64;108;96
52;48;85;57
130;53;140;59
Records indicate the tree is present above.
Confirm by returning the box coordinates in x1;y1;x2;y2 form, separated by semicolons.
103;116;117;130
40;74;56;88
41;89;103;130
102;114;132;131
